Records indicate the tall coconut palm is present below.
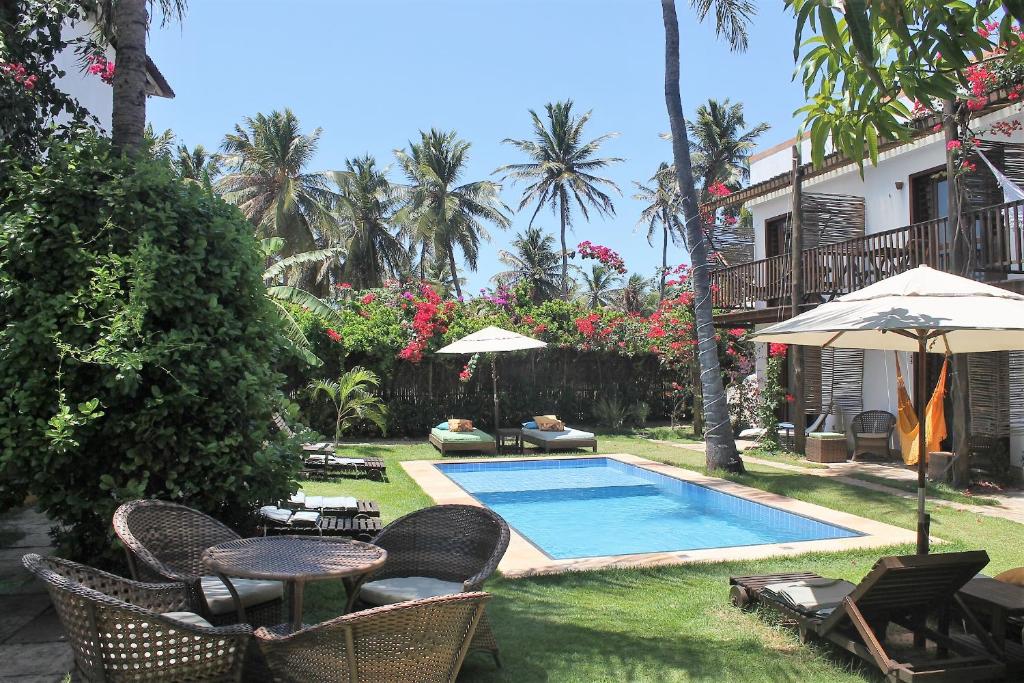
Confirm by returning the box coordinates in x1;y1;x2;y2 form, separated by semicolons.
494;226;562;303
218;109;338;291
618;273;654;314
689;98;769;194
423;257;466;299
498;101;623;300
634;162;683;300
579;264;622;308
395;129;511;299
174;143;220;190
661;0;753;472
330;155;407;289
90;0;187;155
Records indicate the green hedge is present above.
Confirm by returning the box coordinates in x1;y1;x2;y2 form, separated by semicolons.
0;136;301;562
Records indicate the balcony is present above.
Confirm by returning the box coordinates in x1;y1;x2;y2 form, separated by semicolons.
712;200;1024;322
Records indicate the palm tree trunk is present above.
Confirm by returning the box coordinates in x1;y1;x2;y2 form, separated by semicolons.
446;243;463;299
661;0;741;472
660;209;669;301
111;0;148;156
558;205;570;300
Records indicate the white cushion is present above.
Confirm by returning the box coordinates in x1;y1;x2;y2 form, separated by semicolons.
329;457;365;465
359;576;465;606
304;495;357;509
201;576;284;616
522;427;595;442
857;432;890;440
289;510;321;525
304;454;326;464
259;506;293;524
289;491;306;505
163;611;214;628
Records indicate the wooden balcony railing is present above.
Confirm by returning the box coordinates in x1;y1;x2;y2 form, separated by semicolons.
712;199;1024;310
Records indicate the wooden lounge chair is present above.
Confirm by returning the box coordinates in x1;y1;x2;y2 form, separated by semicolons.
258;506;383;541
729;551;1005;682
300;452;388;481
429;427;497;455
255;592;490;683
284;491;381;517
23;553;252;681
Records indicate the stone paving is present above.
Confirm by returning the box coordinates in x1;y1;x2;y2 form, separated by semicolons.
0;508;72;682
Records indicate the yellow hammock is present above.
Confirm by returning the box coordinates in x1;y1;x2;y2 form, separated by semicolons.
894;354;949;466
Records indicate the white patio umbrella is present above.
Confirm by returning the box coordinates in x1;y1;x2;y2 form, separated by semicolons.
436;326;547;431
753;265;1024;553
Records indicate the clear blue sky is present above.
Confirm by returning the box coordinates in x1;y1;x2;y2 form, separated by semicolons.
147;0;805;293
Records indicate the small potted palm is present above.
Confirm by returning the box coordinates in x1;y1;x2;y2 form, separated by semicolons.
309;367;388;444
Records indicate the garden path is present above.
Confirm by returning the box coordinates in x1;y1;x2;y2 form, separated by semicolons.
0;507;73;681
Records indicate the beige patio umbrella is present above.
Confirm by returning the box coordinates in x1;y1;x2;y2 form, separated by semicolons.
437;326;547;431
753;265;1024;553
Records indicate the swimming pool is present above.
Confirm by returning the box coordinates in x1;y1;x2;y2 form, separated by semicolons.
435;457;861;559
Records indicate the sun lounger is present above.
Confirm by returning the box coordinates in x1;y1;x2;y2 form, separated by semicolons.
521;426;597;453
301;453;388;481
285;491;380;518
258;505;382;541
729;551;1005;682
429;427;497;455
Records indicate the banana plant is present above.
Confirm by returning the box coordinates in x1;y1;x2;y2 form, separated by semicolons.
262;238;346;366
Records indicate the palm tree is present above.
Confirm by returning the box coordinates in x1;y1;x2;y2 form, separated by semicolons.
634;162;683;300
330;155;407;289
689;98;768;194
579;264;622;308
175;144;221;191
618;273;653;314
90;0;187;155
661;0;753;472
218;109;338;291
498;101;623;300
423;257;465;299
395;129;511;299
494;227;562;303
309;367;388;442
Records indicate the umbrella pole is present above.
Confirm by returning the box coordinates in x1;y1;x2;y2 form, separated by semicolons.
492;354;500;431
916;333;930;554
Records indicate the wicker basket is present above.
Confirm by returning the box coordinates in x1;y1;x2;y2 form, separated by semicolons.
806;433;849;463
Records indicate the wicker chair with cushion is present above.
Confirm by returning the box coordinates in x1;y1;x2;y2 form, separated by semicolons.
359;504;510;666
256;592;490;683
23;553;251;682
849;410;897;461
113;499;284;627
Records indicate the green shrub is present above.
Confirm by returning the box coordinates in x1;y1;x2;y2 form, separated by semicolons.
0;136;301;562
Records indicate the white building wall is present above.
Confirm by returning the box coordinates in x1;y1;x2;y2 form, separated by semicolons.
746;104;1024;449
52;19;115;131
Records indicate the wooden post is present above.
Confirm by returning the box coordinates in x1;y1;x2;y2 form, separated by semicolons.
790;145;807;454
943;99;972;487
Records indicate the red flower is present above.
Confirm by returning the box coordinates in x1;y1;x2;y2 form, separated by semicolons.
325;328;342;343
768;342;788;358
337;282;352;290
728;327;746;338
706;181;731;197
785;393;795;403
360;293;375;305
946;140;962;151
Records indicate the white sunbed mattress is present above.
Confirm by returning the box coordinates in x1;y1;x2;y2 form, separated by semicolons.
522;427;595;442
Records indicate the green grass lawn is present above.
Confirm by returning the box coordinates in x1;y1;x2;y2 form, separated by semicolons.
301;436;1024;682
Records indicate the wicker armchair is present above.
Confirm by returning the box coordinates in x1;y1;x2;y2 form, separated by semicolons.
23;553;251;682
256;592;490;683
360;504;510;666
112;499;284;626
849;410;897;460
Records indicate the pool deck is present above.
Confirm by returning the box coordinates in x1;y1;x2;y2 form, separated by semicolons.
403;453;920;578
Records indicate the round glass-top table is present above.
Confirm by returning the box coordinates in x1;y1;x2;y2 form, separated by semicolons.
202;536;387;632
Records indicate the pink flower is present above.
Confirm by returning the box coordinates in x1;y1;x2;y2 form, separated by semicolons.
337;282;352;290
360;293;375;305
946;140;962;151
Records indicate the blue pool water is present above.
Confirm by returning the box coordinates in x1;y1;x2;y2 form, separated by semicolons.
436;458;860;559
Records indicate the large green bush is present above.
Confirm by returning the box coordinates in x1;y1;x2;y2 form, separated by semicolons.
0;136;301;562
